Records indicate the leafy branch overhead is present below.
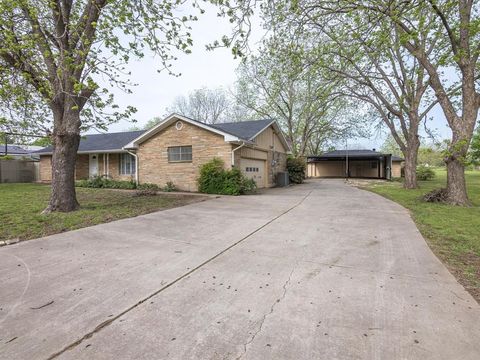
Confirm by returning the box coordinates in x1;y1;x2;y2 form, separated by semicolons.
0;0;202;132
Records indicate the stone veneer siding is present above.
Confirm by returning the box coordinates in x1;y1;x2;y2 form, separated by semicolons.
39;155;52;182
137;121;232;191
392;161;402;178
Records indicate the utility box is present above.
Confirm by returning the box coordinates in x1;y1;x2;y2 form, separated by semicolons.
276;171;289;187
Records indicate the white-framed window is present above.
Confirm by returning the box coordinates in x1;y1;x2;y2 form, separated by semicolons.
168;146;192;162
119;153;136;175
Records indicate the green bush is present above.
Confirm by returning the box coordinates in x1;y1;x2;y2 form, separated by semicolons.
416;165;436;181
287;157;306;184
163;181;177;192
197;158;257;195
75;176;136;189
137;182;160;191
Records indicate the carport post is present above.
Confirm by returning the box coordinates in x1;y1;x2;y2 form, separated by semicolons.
345;139;349;178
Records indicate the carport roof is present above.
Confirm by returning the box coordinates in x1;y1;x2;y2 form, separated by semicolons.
308;150;404;161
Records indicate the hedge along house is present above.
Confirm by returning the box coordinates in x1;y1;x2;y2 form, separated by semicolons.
37;114;290;191
306;150;404;180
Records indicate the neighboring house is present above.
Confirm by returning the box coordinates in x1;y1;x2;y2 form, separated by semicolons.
0;144;41;160
307;150;403;179
36;114;290;191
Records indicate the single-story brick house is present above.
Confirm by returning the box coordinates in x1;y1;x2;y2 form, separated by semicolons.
37;114;290;191
306;150;404;179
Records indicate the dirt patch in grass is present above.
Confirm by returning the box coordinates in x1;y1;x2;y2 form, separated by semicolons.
0;184;209;243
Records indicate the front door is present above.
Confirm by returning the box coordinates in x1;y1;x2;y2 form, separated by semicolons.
89;154;98;177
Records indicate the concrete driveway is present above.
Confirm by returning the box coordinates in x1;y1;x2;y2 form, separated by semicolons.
1;179;479;360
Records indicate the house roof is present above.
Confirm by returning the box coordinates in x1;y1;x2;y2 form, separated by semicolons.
210;119;274;141
125;113;291;152
35;130;145;155
35;114;291;155
308;150;404;161
0;145;31;155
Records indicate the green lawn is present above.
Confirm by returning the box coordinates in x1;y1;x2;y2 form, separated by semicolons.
0;183;205;242
364;169;480;301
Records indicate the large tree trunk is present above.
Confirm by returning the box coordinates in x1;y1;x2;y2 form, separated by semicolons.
44;109;81;213
403;145;419;189
403;124;420;189
445;156;469;205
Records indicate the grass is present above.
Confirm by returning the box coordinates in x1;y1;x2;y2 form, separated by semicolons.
0;183;205;242
363;169;480;302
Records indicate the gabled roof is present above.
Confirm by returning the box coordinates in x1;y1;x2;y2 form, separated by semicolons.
308;149;404;161
210;119;274;140
35;130;145;155
124;113;291;151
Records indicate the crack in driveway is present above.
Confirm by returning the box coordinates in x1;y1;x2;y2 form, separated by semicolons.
46;192;312;360
237;264;296;360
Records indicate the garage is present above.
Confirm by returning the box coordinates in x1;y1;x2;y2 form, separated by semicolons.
240;158;266;188
307;150;404;179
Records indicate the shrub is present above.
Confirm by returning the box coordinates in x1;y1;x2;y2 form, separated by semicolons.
75;176;136;189
416;165;436;181
163;181;177;192
137;182;160;191
197;158;257;195
287;157;306;184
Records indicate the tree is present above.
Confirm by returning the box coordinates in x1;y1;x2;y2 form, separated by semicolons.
263;2;441;188
166;87;231;124
0;0;200;212
303;0;480;203
233;37;359;156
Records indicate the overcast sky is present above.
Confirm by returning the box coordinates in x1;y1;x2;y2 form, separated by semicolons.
98;3;451;151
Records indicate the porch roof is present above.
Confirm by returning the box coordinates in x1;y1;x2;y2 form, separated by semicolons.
35;130;146;155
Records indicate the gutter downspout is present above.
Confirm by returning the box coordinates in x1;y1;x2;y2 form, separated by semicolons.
231;141;246;167
126;149;139;185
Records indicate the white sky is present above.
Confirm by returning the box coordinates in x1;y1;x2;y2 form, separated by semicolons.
99;3;451;151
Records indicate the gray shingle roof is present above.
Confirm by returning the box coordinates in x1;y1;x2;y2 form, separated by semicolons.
211;119;274;140
309;150;404;161
0;145;30;155
35;118;282;155
36;130;145;154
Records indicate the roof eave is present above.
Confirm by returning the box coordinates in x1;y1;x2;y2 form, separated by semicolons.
36;149;128;155
125;113;242;149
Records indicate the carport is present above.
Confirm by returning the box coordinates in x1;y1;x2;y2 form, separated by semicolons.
307;150;399;180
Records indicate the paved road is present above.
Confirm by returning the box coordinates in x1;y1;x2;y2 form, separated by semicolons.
1;179;479;360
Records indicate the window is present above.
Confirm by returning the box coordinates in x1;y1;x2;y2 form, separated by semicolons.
371;161;378;169
119;153;136;175
168;146;192;162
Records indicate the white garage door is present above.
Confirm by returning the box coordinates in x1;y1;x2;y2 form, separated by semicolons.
241;158;266;188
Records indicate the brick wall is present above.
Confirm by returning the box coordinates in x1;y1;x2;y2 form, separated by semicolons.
75;155;89;179
39;155;52;182
137;121;232;191
392;161;402;178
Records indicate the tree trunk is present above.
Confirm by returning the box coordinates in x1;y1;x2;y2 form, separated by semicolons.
44;110;81;213
403;147;418;189
403;134;420;189
446;158;469;205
